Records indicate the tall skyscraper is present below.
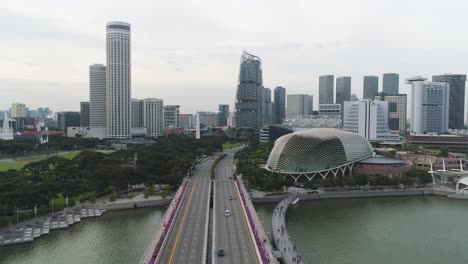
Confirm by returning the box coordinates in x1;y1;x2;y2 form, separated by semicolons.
143;98;163;138
131;99;144;128
218;104;229;127
235;51;264;132
89;64;106;136
407;76;449;134
376;94;407;134
164;105;180;128
11;103;27;118
274;86;286;124
106;21;131;139
335;76;351;106
363;76;379;99
343;100;392;141
319;75;334;104
383;73;399;95
286;94;313;119
263;88;273;126
432;74;466;129
80;102;90;127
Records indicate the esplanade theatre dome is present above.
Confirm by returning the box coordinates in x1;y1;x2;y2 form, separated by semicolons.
266;128;373;174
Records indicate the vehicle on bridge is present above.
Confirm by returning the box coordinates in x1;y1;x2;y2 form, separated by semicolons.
225;209;230;217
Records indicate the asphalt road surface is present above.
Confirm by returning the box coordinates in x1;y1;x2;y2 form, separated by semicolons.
158;158;213;264
214;150;258;264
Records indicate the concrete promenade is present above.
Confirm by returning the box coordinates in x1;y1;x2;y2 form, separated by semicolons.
272;196;306;264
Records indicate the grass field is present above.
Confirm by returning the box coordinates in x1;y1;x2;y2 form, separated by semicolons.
222;143;239;150
0;152;80;172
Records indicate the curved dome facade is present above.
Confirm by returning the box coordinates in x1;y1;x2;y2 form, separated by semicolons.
266;128;373;174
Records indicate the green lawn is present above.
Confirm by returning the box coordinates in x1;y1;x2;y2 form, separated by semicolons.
222;143;239;150
0;152;80;172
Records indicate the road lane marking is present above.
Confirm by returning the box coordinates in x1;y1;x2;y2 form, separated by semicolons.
168;182;197;264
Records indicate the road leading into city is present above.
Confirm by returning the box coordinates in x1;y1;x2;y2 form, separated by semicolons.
158;158;213;264
214;150;259;264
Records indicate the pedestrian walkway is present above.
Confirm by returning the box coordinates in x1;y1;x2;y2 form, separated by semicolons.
272;196;307;264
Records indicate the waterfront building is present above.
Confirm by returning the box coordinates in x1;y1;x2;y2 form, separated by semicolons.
80;102;90;127
286;94;313;119
163;105;180;128
106;21;131;139
382;73;399;95
375;94;407;134
432;74;466;130
218;104;229;127
363;76;379;99
407;76;449;134
235;51;264;133
142;98;163;138
274;86;286;124
319;75;334;104
343;99;401;143
57;112;80;132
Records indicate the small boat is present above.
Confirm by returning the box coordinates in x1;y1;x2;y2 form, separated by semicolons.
291;197;299;205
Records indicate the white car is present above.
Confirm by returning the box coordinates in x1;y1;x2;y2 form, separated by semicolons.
225;209;230;217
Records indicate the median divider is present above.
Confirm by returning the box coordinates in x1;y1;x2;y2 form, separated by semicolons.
211;154;227;180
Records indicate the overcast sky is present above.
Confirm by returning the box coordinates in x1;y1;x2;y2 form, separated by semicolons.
2;0;468;116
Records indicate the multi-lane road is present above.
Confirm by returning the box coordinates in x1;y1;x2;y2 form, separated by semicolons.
158;158;213;264
214;150;259;264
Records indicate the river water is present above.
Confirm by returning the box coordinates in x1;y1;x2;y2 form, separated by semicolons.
0;207;165;264
256;196;468;264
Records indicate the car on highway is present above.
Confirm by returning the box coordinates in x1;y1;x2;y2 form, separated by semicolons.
217;248;225;257
225;209;230;216
228;196;234;200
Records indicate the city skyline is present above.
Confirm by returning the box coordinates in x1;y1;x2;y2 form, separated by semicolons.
3;1;468;115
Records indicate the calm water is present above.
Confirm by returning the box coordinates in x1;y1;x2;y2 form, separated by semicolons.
256;196;468;264
0;207;165;264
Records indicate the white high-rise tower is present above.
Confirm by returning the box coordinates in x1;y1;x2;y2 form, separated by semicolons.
106;21;131;139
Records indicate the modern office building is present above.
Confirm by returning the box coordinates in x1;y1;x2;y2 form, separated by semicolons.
407;76;450;134
318;104;341;116
178;114;193;128
131;99;144;128
57;111;80;132
259;125;293;143
319;75;334;104
274;86;286;124
106;21;131;139
218;104;229;127
80;102;90;127
263;88;273;126
142;98;163;138
335;76;351;106
163;105;180;128
432;74;466;129
11;103;27;118
235;51;264;133
363;76;379;99
376;94;407;134
286;94;313;119
284;115;342;131
199;112;218;127
343;99;400;143
89;64;106;129
383;73;399;95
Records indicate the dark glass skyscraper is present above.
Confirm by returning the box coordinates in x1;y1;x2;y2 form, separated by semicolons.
336;76;351;105
235;51;263;132
319;75;334;104
432;74;467;129
218;104;229;126
274;86;286;124
363;76;379;99
383;73;399;95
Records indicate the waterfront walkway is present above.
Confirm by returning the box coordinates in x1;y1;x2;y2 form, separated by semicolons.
272;196;307;264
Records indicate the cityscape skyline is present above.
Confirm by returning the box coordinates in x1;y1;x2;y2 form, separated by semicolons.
3;1;468;116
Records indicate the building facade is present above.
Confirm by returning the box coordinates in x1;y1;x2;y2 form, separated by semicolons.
164;105;180;128
319;75;334;104
263;88;273;126
376;94;407;134
235;51;264;132
432;74;466;130
318;104;341;116
382;73;399;95
199;112;218;127
336;76;351;106
11;103;27;118
218;104;229;127
178;114;193;128
80;102;90;127
143;98;163;138
286;94;313;119
89;64;107;129
57;112;80;132
407;76;449;134
106;21;131;139
363;76;379;99
274;86;286;124
131;99;144;128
